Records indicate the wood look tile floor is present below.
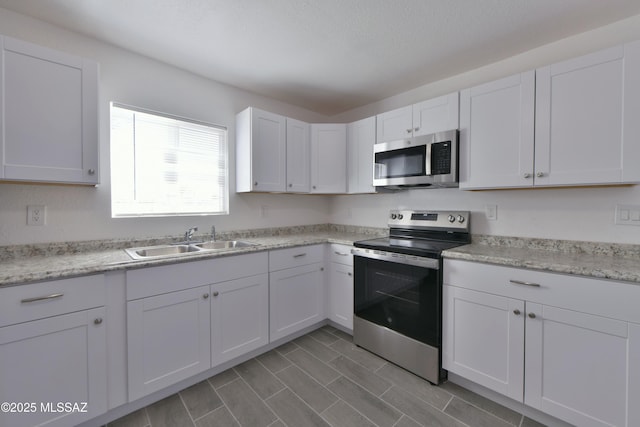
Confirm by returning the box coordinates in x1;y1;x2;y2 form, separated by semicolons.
107;326;545;427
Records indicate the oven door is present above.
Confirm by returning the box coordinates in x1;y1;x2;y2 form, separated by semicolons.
353;251;441;347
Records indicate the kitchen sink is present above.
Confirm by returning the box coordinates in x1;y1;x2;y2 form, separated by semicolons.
124;240;257;260
193;240;255;250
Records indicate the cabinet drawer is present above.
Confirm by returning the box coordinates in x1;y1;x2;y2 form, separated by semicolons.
0;274;105;327
127;252;268;300
329;244;353;266
269;245;324;271
444;259;640;323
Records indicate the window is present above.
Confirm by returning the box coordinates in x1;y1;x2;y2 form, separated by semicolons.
110;103;228;217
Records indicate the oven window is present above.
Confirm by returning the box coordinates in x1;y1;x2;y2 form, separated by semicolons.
354;256;441;346
374;145;426;179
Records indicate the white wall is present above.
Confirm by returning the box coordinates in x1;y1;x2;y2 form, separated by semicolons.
0;7;331;245
329;14;640;244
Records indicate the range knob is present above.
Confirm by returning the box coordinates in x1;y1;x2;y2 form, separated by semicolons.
448;215;456;223
391;213;397;220
397;214;403;220
457;215;465;223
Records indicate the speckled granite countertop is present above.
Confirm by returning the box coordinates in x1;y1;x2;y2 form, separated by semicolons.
443;235;640;284
0;224;386;287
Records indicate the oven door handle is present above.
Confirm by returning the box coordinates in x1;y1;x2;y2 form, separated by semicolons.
351;248;440;270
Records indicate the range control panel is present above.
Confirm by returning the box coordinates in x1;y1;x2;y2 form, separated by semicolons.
388;210;470;231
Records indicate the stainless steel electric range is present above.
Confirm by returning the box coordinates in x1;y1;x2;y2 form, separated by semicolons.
351;209;470;384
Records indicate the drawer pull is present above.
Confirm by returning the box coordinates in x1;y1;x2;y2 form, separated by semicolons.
293;253;307;258
513;309;521;315
528;312;537;319
509;279;540;287
334;251;349;256
21;293;64;304
94;318;103;325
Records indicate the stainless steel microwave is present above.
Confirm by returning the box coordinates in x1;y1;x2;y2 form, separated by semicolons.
373;129;458;189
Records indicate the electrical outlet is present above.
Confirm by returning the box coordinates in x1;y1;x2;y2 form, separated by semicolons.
615;204;640;226
260;205;269;218
485;204;498;221
27;205;46;226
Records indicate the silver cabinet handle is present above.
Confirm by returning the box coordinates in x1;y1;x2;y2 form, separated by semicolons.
320;267;325;271
414;127;419;132
528;312;537;319
293;253;307;258
509;279;540;287
334;251;348;256
523;173;531;179
406;129;412;134
348;272;352;277
203;293;209;299
254;181;258;186
536;172;545;177
289;183;293;187
21;293;64;303
213;291;219;297
94;318;103;325
88;169;96;175
513;309;521;315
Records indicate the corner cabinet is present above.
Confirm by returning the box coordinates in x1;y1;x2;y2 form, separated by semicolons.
376;92;459;143
460;39;640;190
310;124;347;193
0;275;107;427
269;245;326;341
443;259;640;427
347;116;376;194
0;35;99;185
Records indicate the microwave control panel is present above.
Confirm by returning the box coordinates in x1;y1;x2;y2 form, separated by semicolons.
430;142;451;175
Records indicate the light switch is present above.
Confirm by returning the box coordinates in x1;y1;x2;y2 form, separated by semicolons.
615;204;640;226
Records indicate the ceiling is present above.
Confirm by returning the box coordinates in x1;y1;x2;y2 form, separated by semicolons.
1;0;639;116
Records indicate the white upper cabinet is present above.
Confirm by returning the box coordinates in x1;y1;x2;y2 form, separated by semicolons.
310;123;347;193
376;92;459;143
0;35;99;185
461;40;640;190
285;118;311;193
347;116;376;194
535;41;640;186
459;71;535;189
236;107;287;192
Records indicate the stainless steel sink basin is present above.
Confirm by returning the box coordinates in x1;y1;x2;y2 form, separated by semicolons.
125;244;202;260
124;240;257;260
194;240;256;250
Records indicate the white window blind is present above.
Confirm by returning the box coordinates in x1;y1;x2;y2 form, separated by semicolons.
110;103;228;217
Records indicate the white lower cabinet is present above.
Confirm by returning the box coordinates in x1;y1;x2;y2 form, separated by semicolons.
0;276;107;427
327;244;354;330
443;259;640;427
211;274;269;365
127;286;211;401
126;253;269;401
269;245;326;341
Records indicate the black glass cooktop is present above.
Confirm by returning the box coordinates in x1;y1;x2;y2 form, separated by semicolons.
353;236;465;258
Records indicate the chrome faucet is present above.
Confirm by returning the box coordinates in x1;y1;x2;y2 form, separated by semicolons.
210;225;216;241
185;226;198;243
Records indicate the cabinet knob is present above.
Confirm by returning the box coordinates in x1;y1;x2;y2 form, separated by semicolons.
528;312;536;319
536;172;545;178
406;129;412;134
414;127;419;132
213;291;219;297
513;309;521;315
312;185;317;189
254;182;258;186
88;169;96;175
203;293;209;299
289;183;293;187
348;272;352;277
523;173;531;179
320;267;324;271
94;318;103;325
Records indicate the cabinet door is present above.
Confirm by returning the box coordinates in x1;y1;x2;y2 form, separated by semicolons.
442;286;524;402
269;263;325;341
286;118;310;193
347;116;376;194
328;262;353;330
310;124;347;193
412;92;459;137
211;274;269;365
459;71;535;189
0;36;99;185
525;303;636;427
0;307;107;427
535;41;640;186
127;286;210;401
376;105;412;143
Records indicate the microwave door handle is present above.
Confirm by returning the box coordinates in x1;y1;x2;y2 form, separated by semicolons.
425;142;432;176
